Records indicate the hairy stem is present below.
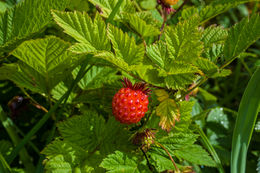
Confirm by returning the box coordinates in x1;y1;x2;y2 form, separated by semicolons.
156;142;179;172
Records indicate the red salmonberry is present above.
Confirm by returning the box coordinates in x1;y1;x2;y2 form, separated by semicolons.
112;78;150;124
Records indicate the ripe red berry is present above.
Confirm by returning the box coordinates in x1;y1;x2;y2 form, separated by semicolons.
112;78;150;124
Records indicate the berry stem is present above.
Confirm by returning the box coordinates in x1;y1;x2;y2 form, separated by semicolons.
156;141;180;172
158;10;167;40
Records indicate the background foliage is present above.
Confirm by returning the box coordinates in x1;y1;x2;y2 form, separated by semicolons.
0;0;259;172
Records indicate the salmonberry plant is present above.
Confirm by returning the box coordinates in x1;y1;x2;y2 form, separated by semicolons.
0;0;260;172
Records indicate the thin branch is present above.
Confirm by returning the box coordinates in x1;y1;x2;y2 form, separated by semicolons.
21;88;48;113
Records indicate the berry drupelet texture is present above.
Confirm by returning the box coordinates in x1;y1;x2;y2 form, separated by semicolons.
112;79;150;124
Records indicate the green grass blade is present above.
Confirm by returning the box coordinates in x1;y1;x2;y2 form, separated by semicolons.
0;153;11;173
196;125;225;173
106;0;124;23
5;56;92;164
231;67;260;173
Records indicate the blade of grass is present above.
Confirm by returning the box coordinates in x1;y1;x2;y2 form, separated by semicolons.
231;67;260;173
6;56;92;165
106;0;124;23
0;153;11;173
195;125;225;173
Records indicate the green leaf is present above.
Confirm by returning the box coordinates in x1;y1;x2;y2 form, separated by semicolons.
52;11;111;54
94;51;131;71
122;13;160;37
224;14;260;63
203;44;224;62
0;0;68;51
51;82;77;103
9;36;78;94
181;1;259;24
174;101;194;132
174;145;216;167
156;98;180;131
42;140;87;166
165;16;202;63
44;155;72;173
158;133;199;149
57;110;132;154
201;26;228;48
57;111;104;151
154;89;169;102
100;151;143;173
231;68;260;173
146;41;169;69
163;62;198;90
72;65;118;90
107;24;145;65
88;0;135;19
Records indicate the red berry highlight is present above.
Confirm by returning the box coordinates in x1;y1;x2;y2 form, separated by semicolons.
112;78;150;124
